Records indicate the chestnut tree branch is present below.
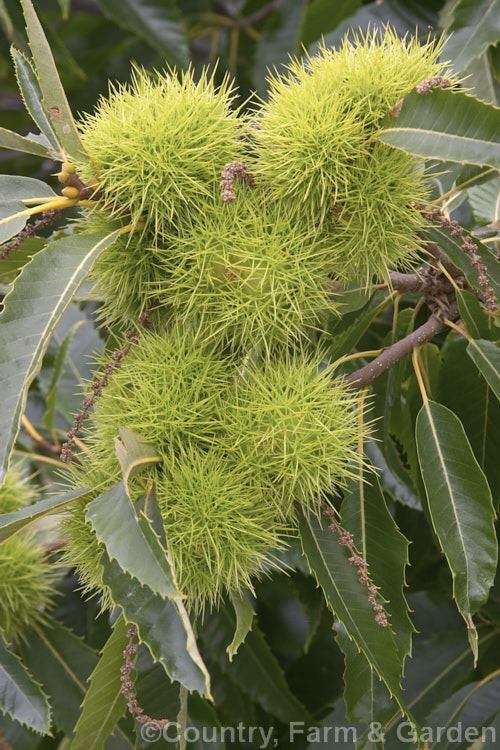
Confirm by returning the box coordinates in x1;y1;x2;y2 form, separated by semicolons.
344;302;459;389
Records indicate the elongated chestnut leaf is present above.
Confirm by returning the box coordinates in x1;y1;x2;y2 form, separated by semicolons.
20;0;86;160
227;592;255;662
378;89;500;170
0;230;119;480
0;126;53;158
102;554;211;698
0;631;51;735
298;511;407;715
11;47;61;156
415;401;497;659
467;339;500;402
442;0;500;74
71;615;129;750
339;474;414;724
0;487;89;543
86;481;178;600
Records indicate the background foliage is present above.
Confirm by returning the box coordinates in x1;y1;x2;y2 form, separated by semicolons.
1;1;500;749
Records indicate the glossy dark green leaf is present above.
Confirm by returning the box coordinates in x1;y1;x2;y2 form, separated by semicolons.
102;555;211;697
226;592;254;662
71;614;129;750
202;606;311;724
11;47;61;155
365;440;423;511
441;0;500;74
133;645;180;750
0;230;119;478
299;512;406;714
441;336;500;507
97;0;189;68
422;673;500;745
22;622;98;736
339;474;414;724
383;627;498;746
0;487;89;542
378;89;500;170
415;401;497;654
456;290;493;340
20;0;85;160
0;126;53;158
0;630;50;735
86;482;178;600
457;164;498;190
467;339;500;401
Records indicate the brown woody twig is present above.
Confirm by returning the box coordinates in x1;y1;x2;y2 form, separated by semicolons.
345;301;459;389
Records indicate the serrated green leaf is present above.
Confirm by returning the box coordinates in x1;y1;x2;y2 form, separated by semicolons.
378;89;500;169
0;126;54;158
71;614;129;750
133;646;180;750
113;428;162;491
442;0;500;74
415;401;497;654
422;673;500;744
338;474;414;726
11;47;61;155
226;592;254;662
96;0;189;69
102;554;211;697
0;237;46;285
464;52;498;105
457;290;494;340
365;440;423;511
298;512;407;715
0;230;119;479
342;475;414;657
22;622;97;737
0;201;28;244
86;482;178;600
425;225;500;299
0;487;89;543
20;0;86;160
441;336;500;506
43;322;81;434
202;605;311;724
467;339;500;400
469;174;500;229
0;630;50;735
383;627;498;746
